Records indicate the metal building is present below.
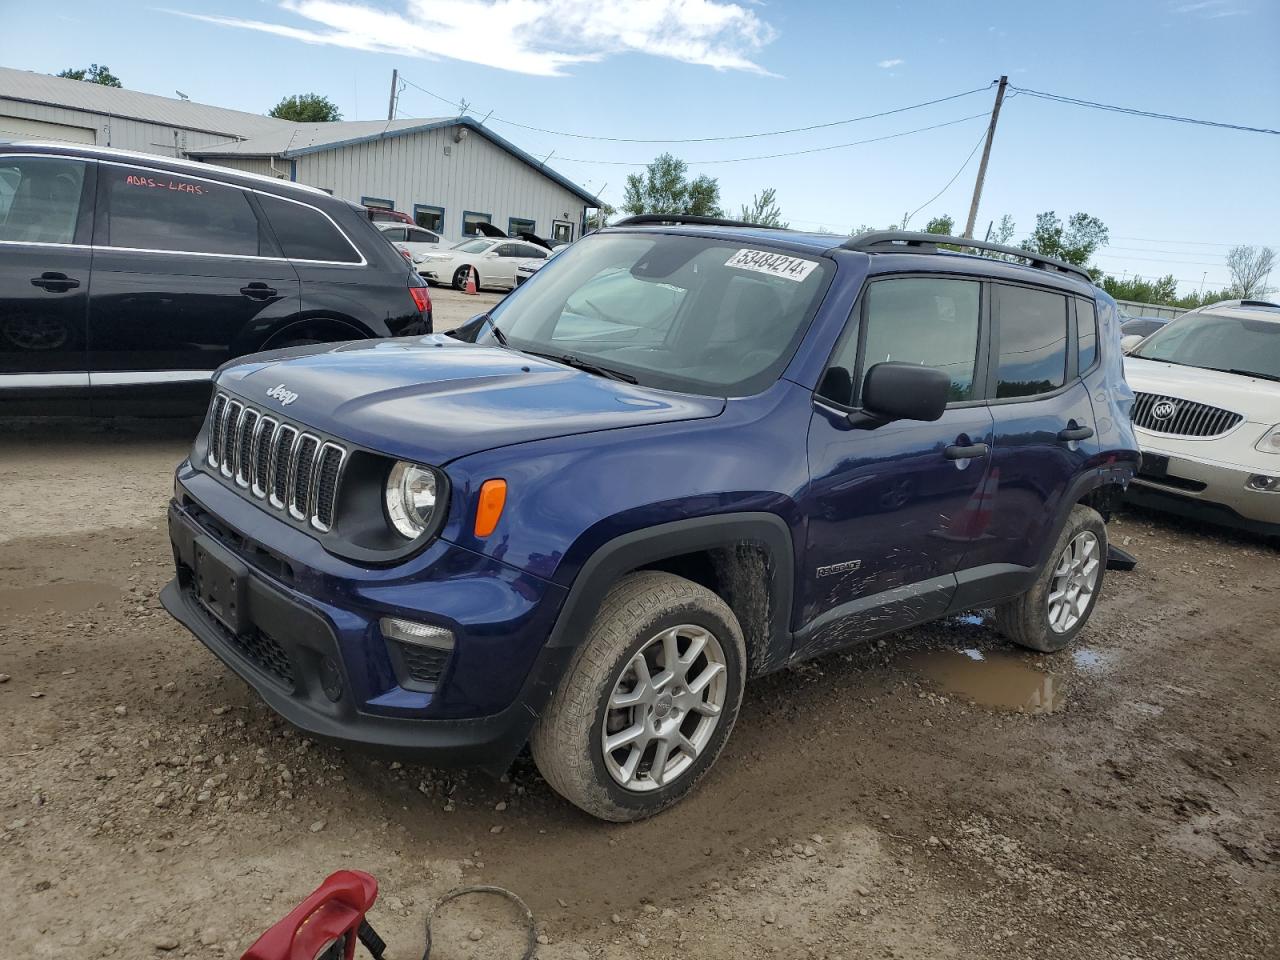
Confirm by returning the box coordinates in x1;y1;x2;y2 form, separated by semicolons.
0;66;600;242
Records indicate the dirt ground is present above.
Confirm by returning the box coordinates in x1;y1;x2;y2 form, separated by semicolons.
1;411;1276;960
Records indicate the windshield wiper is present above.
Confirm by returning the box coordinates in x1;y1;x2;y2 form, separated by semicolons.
1224;368;1280;383
525;350;638;384
475;314;508;347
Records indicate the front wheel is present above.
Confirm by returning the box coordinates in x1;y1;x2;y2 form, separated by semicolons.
452;266;475;291
531;571;746;822
996;503;1107;652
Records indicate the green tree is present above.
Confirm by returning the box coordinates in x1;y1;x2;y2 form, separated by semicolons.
1101;274;1180;305
622;153;723;218
268;93;342;122
586;201;615;231
739;187;788;228
923;214;955;235
57;64;121;87
1022;211;1109;267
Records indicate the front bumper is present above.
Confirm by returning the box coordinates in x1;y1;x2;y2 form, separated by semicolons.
1128;437;1280;536
161;471;571;772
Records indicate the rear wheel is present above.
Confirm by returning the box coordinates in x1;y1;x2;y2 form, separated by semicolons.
531;571;746;822
996;504;1107;653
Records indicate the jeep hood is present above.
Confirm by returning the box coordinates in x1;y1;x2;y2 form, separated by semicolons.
1123;356;1280;424
216;335;724;464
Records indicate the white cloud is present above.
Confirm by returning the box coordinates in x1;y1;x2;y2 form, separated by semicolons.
876;58;904;69
1173;0;1246;16
169;0;779;77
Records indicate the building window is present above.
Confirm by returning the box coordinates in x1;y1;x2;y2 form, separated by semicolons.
362;196;394;210
462;210;492;236
552;220;574;244
414;204;444;233
508;216;535;237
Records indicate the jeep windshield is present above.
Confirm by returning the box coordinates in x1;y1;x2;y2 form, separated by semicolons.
1132;310;1280;381
474;232;833;397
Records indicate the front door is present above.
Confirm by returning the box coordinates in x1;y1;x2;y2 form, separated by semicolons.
797;275;994;660
0;154;95;403
87;161;299;393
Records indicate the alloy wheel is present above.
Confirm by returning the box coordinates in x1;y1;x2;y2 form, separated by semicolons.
600;625;728;792
1047;530;1101;633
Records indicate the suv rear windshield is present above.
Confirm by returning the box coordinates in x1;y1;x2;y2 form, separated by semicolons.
484;232;833;396
1132;310;1280;381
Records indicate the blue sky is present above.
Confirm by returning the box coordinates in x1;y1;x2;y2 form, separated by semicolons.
4;0;1278;293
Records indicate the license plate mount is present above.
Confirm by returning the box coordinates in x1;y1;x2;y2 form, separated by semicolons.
193;535;249;635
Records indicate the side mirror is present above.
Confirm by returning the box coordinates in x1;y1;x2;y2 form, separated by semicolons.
1120;334;1144;354
851;362;950;428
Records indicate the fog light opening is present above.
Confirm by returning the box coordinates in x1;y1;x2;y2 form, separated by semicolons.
1245;474;1280;493
318;656;344;702
380;616;455;651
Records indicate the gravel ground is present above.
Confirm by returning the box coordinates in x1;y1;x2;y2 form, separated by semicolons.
0;414;1276;960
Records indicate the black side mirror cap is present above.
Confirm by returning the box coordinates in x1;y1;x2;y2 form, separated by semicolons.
849;362;950;429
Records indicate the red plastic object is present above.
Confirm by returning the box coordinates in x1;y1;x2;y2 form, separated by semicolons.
241;870;378;960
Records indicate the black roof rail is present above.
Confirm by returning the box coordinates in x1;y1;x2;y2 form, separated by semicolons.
612;214;767;229
1239;299;1280;309
842;231;1093;284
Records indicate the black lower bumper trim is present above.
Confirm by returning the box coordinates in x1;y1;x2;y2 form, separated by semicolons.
1125;486;1279;539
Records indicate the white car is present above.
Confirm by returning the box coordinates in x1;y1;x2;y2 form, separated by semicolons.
1121;299;1280;538
419;237;549;291
376;223;444;268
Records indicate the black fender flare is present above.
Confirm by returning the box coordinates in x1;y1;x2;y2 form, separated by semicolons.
544;512;796;670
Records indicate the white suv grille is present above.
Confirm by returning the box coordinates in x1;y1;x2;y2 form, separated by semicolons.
1131;392;1243;439
205;393;346;532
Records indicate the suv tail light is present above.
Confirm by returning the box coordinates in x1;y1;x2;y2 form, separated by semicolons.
409;284;431;315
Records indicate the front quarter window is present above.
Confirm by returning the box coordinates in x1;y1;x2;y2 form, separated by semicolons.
483;232;833;397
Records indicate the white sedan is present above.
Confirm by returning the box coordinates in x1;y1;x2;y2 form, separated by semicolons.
376;223;444;268
1121;299;1280;538
419;237;549;291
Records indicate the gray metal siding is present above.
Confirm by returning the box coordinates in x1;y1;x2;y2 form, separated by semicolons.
0;98;244;155
293;127;586;242
191;156;289;180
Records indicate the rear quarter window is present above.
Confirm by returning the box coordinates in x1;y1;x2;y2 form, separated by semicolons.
259;194;361;263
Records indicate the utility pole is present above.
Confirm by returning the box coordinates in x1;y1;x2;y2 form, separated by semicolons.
387;69;399;121
963;75;1008;240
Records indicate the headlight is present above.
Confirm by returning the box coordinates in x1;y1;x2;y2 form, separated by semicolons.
385;461;441;539
1257;424;1280;455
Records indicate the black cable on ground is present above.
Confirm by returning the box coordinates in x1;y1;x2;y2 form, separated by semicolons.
421;885;537;960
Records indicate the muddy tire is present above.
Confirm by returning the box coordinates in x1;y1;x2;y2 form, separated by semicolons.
996;504;1107;653
531;571;746;822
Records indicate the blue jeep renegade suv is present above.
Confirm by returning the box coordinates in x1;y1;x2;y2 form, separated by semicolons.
162;218;1140;821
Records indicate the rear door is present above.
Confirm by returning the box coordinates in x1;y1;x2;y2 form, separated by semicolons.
952;282;1099;605
0;153;95;401
797;275;995;658
87;161;299;392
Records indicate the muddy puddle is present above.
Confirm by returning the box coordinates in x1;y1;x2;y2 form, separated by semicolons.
0;580;122;617
907;644;1105;714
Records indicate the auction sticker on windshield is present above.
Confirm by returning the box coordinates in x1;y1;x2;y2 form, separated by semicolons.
725;249;818;282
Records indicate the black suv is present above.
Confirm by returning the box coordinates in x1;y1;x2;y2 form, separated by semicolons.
0;142;431;415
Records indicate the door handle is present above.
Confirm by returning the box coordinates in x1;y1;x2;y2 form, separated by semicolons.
30;272;80;292
944;442;990;460
240;283;278;299
1057;424;1094;442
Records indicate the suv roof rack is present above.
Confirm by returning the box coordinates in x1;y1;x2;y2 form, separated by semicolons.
842;231;1093;284
1238;299;1280;309
612;214;767;229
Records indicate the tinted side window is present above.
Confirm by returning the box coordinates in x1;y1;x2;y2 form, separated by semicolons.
106;168;260;255
381;227;406;242
520;244;548;259
1076;298;1098;373
259;194;360;263
409;228;438;243
0;157;87;244
820;277;981;407
995;285;1068;398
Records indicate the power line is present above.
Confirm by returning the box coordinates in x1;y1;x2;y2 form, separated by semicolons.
1008;85;1280;136
551;112;992;166
397;76;995;143
904;127;990;228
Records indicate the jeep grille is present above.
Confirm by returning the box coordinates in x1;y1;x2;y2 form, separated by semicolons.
205;392;346;532
1131;392;1243;438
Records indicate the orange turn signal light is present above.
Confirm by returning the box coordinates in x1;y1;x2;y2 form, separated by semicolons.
474;479;507;537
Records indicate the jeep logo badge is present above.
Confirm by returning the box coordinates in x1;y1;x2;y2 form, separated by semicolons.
266;383;298;406
1151;400;1177;421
